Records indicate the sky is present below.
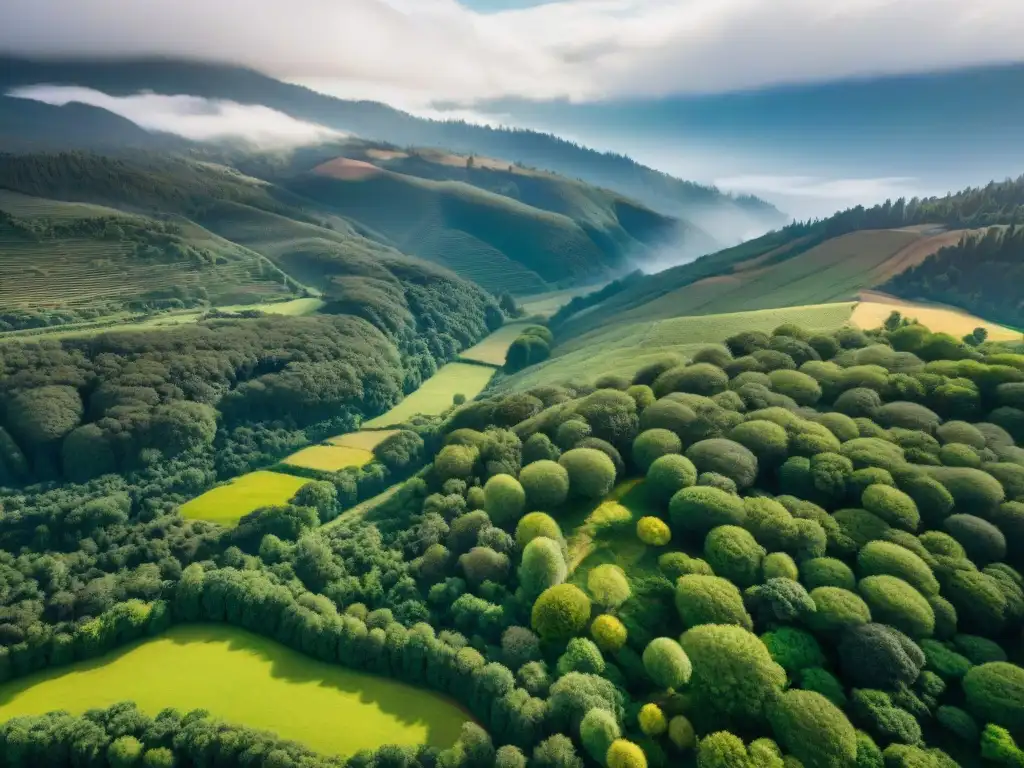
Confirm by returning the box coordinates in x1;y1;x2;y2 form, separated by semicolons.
2;0;1023;217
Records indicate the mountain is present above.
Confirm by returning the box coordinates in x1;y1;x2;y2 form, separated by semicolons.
0;56;787;243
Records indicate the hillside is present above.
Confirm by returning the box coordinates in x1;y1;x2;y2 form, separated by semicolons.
0;56;786;241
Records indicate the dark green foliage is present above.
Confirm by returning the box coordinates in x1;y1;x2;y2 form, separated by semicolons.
653;363;729;398
697;472;739;493
557;638;605;676
559;448;617;499
920;639;972;680
938;442;982;468
762;627;825;674
807;587;872;634
802;558;857;591
851;689;922;748
768;689;858;768
988;461;1024;501
645;453;697;503
519;460;570;509
658;552;714;580
841;438;905;472
704;525;765;588
849;467;896;497
857;575;935;638
547;672;625;734
963;662;1024;733
632;429;682;473
555;420;593;451
685;439;758;490
726;330;772;357
769;370;822;406
799;667;848;708
862;485;920;531
574;390;640;449
954;634;1008;664
729;420;789;466
835;388;883;418
840;623;924;690
811;452;855;504
484;474;527;528
632;356;686;387
833;508;892;555
502;626;541;669
857;541;939;596
519;538;567;599
943;514;1007;565
675;574;752;629
946;570;1009;636
924;466;1005;515
874;402;941;432
669;486;746;539
892;471;955;526
747;578;817;625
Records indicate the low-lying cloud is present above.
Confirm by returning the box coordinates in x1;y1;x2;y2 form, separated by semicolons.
1;0;1023;112
8;85;345;148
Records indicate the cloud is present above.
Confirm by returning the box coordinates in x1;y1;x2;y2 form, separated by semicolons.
7;85;345;148
1;0;1022;110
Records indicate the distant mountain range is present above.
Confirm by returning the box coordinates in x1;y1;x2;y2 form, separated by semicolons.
0;56;787;245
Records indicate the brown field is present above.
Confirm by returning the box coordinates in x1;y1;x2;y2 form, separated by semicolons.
867;229;977;283
853;290;1020;340
312;157;383;181
327;430;400;451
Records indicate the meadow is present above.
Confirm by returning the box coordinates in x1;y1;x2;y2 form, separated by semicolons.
363;363;496;428
459;322;532;366
179;470;309;525
518;285;602;318
282;445;374;472
0;624;468;757
501;302;856;390
852;290;1021;340
328;430;400;450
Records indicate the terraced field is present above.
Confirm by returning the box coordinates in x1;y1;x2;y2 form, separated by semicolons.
363;363;496;428
0;624;468;758
0;190;141;220
501;302;856;390
180;471;310;526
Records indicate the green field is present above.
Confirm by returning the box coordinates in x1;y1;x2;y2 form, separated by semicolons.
518;285;601;317
0;624;468;757
459;322;532;366
363;363;496;428
328;429;400;450
501;302;856;390
180;471;310;525
283;444;374;472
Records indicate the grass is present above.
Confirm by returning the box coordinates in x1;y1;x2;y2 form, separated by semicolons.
180;471;310;526
518;285;601;318
328;430;400;450
500;302;856;390
459;323;532;367
363;363;496;428
852;290;1021;340
0;624;468;758
283;445;375;472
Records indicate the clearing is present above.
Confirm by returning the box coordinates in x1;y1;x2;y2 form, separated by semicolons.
459;323;532;367
180;470;309;525
501;303;855;390
0;624;467;758
282;445;374;473
853;290;1020;340
363;363;496;428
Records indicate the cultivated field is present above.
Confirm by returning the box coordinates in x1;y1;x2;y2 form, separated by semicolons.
328;430;400;451
459;322;532;366
502;302;856;390
0;624;467;757
853;290;1020;340
364;363;496;428
518;285;600;318
282;444;375;472
180;471;309;525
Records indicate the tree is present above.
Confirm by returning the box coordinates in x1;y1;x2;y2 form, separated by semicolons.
642;637;692;689
532;584;592;641
587;565;631;610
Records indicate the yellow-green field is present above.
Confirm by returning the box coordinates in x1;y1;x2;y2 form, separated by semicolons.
518;286;599;318
501;302;856;390
283;444;374;472
328;430;400;450
0;624;468;758
180;470;310;525
459;323;532;366
363;363;496;428
853;291;1020;340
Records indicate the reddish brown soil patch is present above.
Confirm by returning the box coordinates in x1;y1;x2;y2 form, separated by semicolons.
312;157;383;181
869;229;971;283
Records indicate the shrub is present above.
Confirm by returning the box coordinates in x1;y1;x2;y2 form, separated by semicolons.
669;486;746;540
520;537;568;598
939;442;982;468
484;474;527;528
502;625;541;669
435;444;480;481
697;472;739;493
858;575;935;638
840;622;924;690
892;471;955;526
643;637;693;689
633;355;687;386
988;461;1024;501
653;363;729;398
523;433;562;464
532;584;592;641
790;421;843;458
532;735;583;768
704;525;765;588
638;703;668;737
802;558;856;591
861;485;920;531
928;595;958;640
964;662;1024;733
680;624;787;728
578;437;625;480
607;740;647;768
874;402;941;432
633;429;682;473
555;419;593;451
627;384;656;411
834;388;882;418
591;614;628;652
768;689;857;768
840;438;905;472
946;570;1009;637
754;349;798;372
925;466;1005;514
675;574;752;629
727;330;772;356
935;420;985;447
575;390;641;448
762;627;825;675
729;420;789;466
857;541;939;596
764;552;799;581
769;370;822;406
668;716;696;751
810;452;854;504
798;667;847;708
746;578;817;624
588;565;632;610
806;587;871;634
658;552;714;580
637;516;672;547
559;448;617;500
519;460;570;510
920;639;972;680
460;546;511;586
646;454;698;503
639;399;697;439
685;439;758;489
833;508;891;555
936;705;980;745
954;634;1008;664
849;467;895;498
558;637;606;676
695;732;749;768
517;660;552;697
743;496;799;552
516;512;563;550
580;709;621;764
943;514;1007;565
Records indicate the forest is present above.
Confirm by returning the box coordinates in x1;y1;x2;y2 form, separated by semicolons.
2;309;1024;767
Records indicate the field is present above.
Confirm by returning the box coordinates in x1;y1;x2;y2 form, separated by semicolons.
458;322;532;366
282;445;374;472
518;285;602;318
853;290;1020;340
501;302;856;390
363;363;496;428
0;624;468;757
180;471;310;525
328;430;400;450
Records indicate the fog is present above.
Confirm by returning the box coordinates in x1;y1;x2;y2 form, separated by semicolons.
8;85;346;149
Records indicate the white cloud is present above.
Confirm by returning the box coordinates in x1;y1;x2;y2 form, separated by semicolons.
7;85;345;148
1;0;1022;110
